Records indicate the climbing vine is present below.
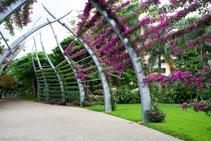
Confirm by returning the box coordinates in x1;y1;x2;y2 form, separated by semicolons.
0;0;36;35
74;0;210;89
0;0;36;66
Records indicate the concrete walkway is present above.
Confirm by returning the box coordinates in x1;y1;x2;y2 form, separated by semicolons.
0;99;182;141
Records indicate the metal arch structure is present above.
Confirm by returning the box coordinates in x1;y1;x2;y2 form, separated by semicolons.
90;2;152;123
0;11;72;69
0;10;93;107
47;20;85;107
0;0;28;23
42;6;112;113
33;38;50;102
33;36;79;104
0;5;112;112
39;34;65;104
31;46;41;100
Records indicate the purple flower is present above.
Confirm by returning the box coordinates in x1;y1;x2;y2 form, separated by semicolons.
64;44;74;55
98;0;106;5
99;35;118;53
139;17;151;26
203;66;210;72
169;0;177;4
83;1;93;18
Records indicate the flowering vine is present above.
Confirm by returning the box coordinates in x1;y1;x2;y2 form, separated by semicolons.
1;0;37;35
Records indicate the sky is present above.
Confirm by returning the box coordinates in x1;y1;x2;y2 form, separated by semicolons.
0;0;87;58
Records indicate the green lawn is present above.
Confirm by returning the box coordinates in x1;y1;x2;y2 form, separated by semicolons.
88;104;211;141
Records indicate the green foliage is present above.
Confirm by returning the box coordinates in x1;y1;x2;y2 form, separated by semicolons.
3;0;17;6
50;37;72;64
110;69;140;104
22;93;36;101
83;94;104;106
149;82;200;104
65;92;80;105
111;94;117;111
111;69;137;86
83;94;116;111
112;85;140;104
9;53;35;86
50;36;83;64
168;83;193;103
145;17;210;104
176;49;205;72
204;106;211;117
202;84;211;102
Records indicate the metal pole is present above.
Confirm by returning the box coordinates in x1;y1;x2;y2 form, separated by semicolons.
0;11;72;65
0;31;10;49
91;1;152;123
42;6;112;112
47;20;85;107
33;38;50;102
32;45;41;100
39;33;65;104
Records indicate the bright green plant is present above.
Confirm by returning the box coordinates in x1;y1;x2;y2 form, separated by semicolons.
112;85;140;104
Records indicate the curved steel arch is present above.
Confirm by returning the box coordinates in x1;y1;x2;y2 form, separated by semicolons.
33;38;50;102
0;0;28;23
0;11;72;66
43;6;112;112
0;2;112;112
91;1;152;123
47;21;85;107
39;34;65;104
0;10;86;106
32;45;41;100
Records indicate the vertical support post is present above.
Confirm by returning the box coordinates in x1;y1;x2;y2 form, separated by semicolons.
32;58;40;99
91;2;152;123
42;6;112;112
79;38;111;112
39;34;65;104
31;45;40;100
33;38;49;102
47;21;85;107
0;31;10;49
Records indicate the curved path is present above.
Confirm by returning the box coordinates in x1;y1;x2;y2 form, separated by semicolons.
0;99;182;141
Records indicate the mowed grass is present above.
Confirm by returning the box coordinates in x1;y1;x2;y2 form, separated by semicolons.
88;104;211;141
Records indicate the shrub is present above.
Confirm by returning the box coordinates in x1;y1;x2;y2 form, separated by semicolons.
83;95;104;107
111;94;117;111
112;85;140;104
145;107;166;123
149;82;200;104
193;102;211;116
65;92;80;105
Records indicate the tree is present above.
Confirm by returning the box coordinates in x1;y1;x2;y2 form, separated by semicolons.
9;53;35;86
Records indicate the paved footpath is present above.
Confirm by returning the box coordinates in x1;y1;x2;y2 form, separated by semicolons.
0;99;182;141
